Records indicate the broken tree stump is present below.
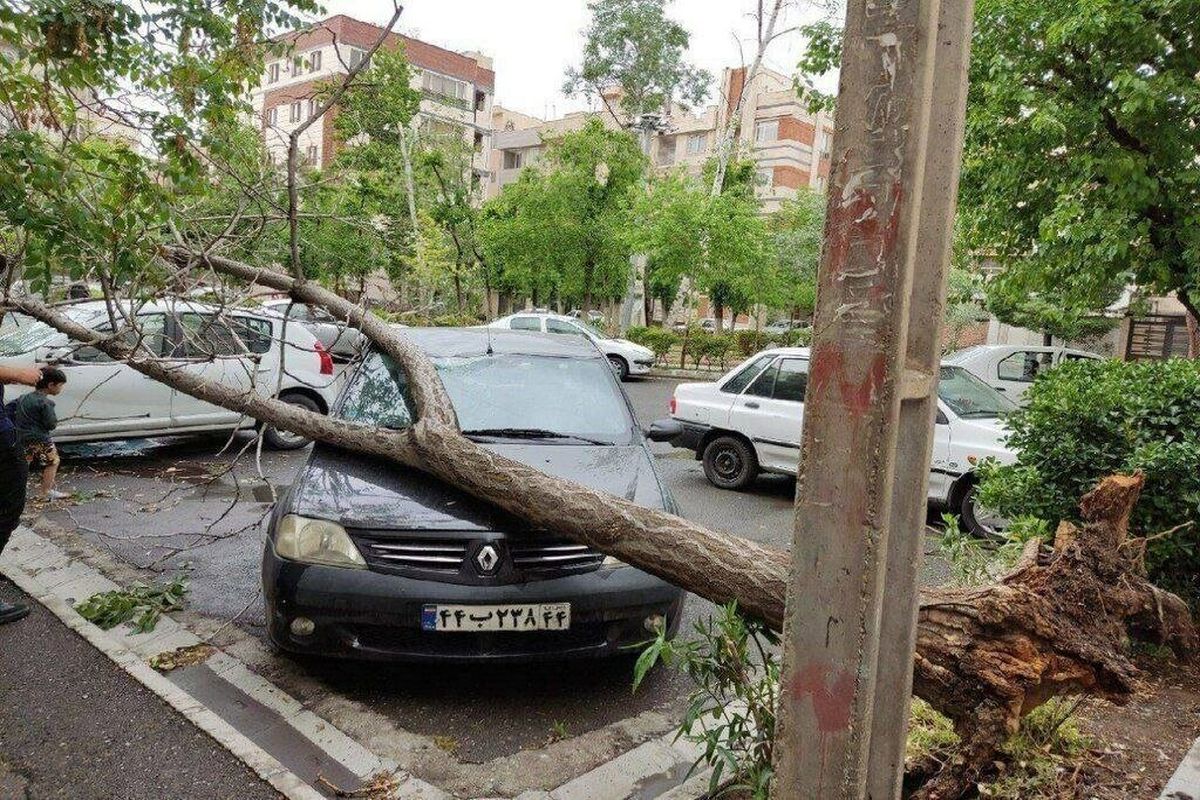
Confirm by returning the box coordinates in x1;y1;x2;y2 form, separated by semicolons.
909;474;1197;798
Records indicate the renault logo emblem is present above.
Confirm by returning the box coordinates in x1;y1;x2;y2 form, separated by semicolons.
474;544;499;574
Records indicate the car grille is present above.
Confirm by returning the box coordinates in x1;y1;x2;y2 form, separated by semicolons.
357;537;467;572
350;533;604;581
509;539;604;573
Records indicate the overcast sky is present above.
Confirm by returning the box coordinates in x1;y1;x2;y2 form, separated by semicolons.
316;0;832;119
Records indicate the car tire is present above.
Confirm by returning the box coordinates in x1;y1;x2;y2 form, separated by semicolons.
702;435;759;490
263;393;321;450
959;482;1003;539
607;355;630;381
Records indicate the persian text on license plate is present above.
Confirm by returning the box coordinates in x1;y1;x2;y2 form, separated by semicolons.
420;603;571;632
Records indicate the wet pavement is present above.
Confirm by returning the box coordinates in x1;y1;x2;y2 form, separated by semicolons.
0;581;282;800
35;377;949;764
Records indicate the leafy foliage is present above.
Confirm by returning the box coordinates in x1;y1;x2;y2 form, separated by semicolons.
480;119;646;308
977;358;1200;597
634;604;779;798
794;0;1200;340
563;0;712;119
76;576;189;634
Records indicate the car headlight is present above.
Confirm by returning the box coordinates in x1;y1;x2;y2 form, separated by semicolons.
274;515;366;569
602;555;629;569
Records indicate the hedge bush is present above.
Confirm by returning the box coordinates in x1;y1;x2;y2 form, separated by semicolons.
976;358;1200;599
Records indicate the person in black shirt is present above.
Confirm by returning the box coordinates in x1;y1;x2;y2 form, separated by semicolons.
0;363;42;625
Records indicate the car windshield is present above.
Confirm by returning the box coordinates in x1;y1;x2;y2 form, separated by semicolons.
938;365;1015;419
0;306;106;355
339;351;635;445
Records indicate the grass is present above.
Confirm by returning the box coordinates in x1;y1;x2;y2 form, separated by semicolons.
905;697;1091;800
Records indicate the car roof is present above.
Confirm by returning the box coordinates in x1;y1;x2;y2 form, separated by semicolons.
397;327;604;360
62;298;264;317
503;311;580;322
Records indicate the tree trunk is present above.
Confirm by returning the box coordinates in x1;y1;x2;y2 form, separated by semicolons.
15;253;1196;799
1178;289;1200;359
714;304;725;333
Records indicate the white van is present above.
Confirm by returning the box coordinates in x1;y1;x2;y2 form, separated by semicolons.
0;300;343;449
667;347;1018;535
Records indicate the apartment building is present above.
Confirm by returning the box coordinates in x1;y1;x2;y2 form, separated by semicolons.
250;15;495;184
488;66;834;212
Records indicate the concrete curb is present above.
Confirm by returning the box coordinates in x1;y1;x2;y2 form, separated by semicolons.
645;367;725;381
2;528;324;800
1161;736;1200;799
4;524;711;799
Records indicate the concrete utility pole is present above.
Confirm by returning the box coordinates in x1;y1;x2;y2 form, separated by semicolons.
771;1;975;798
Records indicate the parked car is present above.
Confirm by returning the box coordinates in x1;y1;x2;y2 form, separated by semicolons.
262;328;686;661
664;347;1018;535
763;319;809;336
257;298;363;362
487;312;654;380
943;344;1103;404
0;299;341;449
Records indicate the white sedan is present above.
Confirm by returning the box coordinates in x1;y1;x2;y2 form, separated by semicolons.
943;344;1103;404
487;312;655;380
0;299;343;449
666;347;1018;535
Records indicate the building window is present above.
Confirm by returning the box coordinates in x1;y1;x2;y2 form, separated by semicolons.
475;90;487;112
307;98;318;119
819;129;832;156
292;55;304;74
657;137;676;166
308;50;322;73
686;133;706;155
289;101;301;123
305;144;319;165
422;71;469;105
815;175;827;191
503;150;523;170
346;47;367;69
419;117;464;142
757;168;774;189
755;119;779;143
267;62;280;83
266;106;278;126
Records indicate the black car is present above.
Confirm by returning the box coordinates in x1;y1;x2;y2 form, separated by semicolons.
262;328;686;661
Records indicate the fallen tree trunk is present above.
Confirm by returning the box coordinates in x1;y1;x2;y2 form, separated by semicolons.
10;261;1196;798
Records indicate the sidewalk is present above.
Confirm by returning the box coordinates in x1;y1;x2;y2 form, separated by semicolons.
0;579;282;800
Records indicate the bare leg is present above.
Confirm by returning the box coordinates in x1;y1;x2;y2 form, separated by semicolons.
39;462;58;496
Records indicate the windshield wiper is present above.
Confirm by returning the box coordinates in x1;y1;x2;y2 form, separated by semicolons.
461;427;613;446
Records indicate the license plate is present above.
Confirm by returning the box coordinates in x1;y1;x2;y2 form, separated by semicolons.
421;603;571;632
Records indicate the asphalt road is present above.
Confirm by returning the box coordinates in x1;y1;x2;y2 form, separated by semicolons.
39;376;948;763
0;580;282;800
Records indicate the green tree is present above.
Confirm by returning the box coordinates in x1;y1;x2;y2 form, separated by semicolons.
768;189;825;321
633;168;775;331
563;0;712;121
796;0;1200;352
480;119;646;311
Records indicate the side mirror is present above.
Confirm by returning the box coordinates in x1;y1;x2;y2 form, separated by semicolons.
645;418;684;443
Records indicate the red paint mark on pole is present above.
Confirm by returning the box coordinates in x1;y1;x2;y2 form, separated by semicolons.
808;349;887;417
789;661;856;733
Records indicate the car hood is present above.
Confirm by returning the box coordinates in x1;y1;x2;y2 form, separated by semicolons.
289;442;665;531
951;415;1017;464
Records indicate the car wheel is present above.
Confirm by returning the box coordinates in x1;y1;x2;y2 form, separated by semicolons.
263;393;320;450
607;355;630;381
959;482;1006;538
702;435;759;490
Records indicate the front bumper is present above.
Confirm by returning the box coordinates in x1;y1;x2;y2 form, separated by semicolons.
630;358;654;375
262;542;685;662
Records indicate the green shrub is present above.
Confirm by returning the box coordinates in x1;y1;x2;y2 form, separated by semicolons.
430;312;479;327
977;358;1200;598
625;326;678;363
735;329;771;358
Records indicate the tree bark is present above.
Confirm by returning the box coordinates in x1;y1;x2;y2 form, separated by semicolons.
1177;289;1200;359
12;253;1195;799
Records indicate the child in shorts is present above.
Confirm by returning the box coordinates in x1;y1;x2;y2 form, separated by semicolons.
12;367;68;500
